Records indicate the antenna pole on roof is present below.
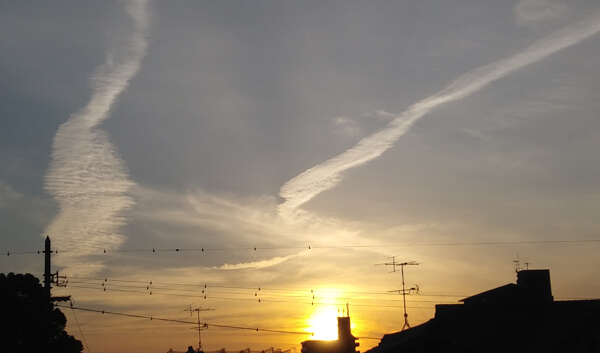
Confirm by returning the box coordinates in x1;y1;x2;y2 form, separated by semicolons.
381;256;419;331
514;254;521;278
184;305;215;352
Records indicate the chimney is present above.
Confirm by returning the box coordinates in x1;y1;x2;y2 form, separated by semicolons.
337;316;352;340
517;269;553;302
337;316;359;353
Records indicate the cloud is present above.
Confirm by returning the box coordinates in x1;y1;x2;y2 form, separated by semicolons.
501;79;591;119
183;188;366;250
332;117;362;137
332;111;398;138
43;0;149;275
515;0;568;26
214;250;310;270
458;128;493;144
278;12;600;216
0;180;21;208
117;185;376;275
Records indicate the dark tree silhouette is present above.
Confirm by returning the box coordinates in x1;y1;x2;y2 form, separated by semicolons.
0;272;83;353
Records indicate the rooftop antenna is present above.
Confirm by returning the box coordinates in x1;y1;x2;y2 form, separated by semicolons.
184;305;215;352
379;256;419;330
514;254;521;279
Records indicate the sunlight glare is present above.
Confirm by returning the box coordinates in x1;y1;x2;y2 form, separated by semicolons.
307;307;339;340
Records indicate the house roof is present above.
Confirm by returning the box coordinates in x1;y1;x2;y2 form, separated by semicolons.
459;283;550;305
368;300;600;353
366;270;598;353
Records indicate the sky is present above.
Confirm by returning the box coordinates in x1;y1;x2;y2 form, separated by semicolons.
1;0;600;352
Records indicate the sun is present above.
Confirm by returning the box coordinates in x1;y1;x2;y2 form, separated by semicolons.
307;307;339;340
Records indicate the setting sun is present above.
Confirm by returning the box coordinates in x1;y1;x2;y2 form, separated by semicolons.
307;307;340;340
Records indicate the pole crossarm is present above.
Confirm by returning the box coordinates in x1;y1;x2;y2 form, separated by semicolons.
380;256;419;331
184;305;216;351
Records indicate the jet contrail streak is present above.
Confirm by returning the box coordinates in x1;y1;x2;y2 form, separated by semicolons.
215;250;311;270
43;1;149;274
278;12;600;216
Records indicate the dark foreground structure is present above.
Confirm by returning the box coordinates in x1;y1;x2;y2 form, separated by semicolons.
301;310;359;353
367;269;600;353
0;272;83;353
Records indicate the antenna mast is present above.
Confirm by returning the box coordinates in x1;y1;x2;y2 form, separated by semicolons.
514;253;521;275
184;305;215;351
384;256;419;331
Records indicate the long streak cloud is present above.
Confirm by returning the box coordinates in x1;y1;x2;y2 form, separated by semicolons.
43;1;149;274
214;250;310;270
278;13;600;215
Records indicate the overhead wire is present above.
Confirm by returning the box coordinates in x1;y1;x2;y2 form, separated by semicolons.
68;299;92;353
63;276;595;306
56;304;314;336
64;276;469;299
61;281;445;309
3;238;600;256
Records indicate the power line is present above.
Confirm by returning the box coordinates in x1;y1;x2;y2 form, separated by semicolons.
56;304;314;336
64;276;463;302
68;300;92;353
3;238;600;256
60;284;442;309
68;283;451;304
65;276;467;297
1;250;43;256
62;276;598;302
62;280;596;313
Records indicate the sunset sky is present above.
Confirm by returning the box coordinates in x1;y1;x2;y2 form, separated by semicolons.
1;1;600;352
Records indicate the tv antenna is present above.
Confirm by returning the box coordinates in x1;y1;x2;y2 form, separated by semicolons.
183;305;215;352
514;254;521;274
514;254;531;278
378;256;419;330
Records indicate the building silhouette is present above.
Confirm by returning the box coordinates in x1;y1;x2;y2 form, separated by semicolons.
367;269;600;353
301;309;359;353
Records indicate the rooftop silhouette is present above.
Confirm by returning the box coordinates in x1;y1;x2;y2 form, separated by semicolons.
301;305;359;353
367;269;600;353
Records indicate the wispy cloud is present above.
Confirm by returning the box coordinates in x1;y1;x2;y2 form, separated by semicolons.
515;0;568;26
43;1;149;274
332;117;362;138
120;186;371;275
278;12;600;216
214;250;310;270
501;79;591;119
0;180;21;208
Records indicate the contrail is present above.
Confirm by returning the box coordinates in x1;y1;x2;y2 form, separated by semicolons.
214;250;310;270
278;12;600;215
44;1;149;274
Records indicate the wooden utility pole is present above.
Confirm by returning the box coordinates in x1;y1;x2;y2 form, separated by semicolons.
44;236;52;294
42;236;70;350
43;236;52;350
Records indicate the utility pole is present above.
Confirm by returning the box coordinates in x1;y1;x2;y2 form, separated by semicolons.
43;236;52;350
43;236;69;299
44;236;52;297
42;236;70;351
382;256;419;331
184;305;215;352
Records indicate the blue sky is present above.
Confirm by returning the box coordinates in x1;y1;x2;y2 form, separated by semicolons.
1;1;600;352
